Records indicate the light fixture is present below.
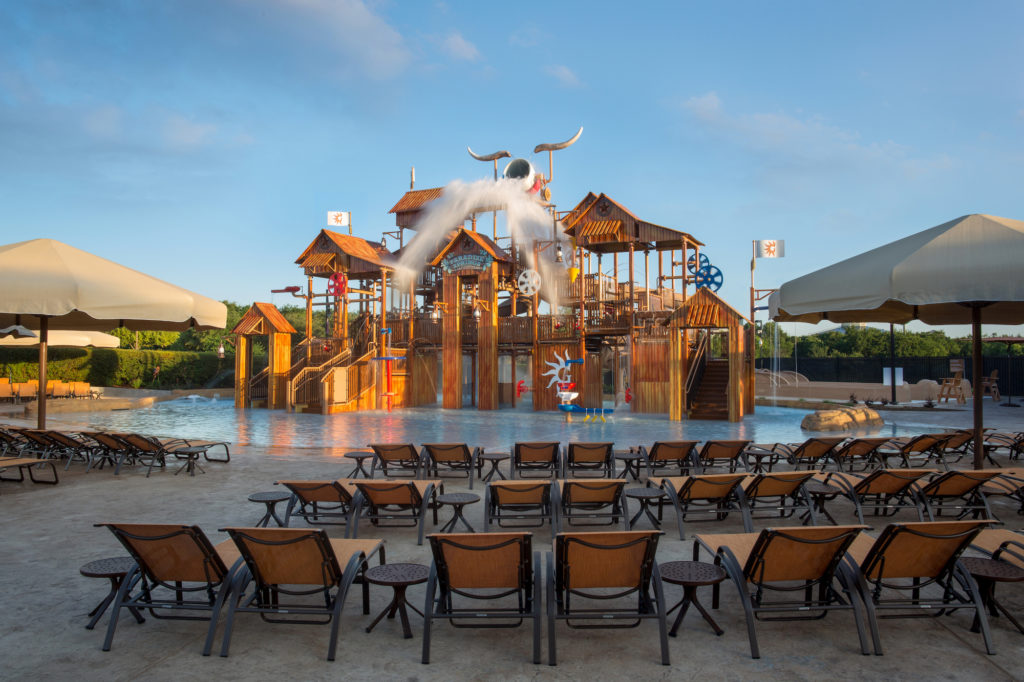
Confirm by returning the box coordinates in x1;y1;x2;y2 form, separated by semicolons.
555;243;564;264
217;342;225;359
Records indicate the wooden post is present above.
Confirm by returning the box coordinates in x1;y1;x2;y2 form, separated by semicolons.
268;331;292;410
380;268;388;354
306;275;314;363
578;242;586;402
531;242;541;411
644;250;650;311
628;242;636;331
670;327;683;421
234;335;250;408
478;262;499;409
37;316;48;429
442;273;462;408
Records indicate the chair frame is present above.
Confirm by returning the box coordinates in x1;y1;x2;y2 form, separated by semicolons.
824;437;892;472
771;437;846;470
741;471;818;528
562;442;615;478
638;441;697;479
547;531;669;666
422;532;541;664
917;470;1000;522
510;442;561;479
421;443;482;489
823;469;931;526
368;443;423;479
692;440;752;474
484;480;553;529
277;479;360;531
351;480;440;545
654;474;750;540
552;479;628;533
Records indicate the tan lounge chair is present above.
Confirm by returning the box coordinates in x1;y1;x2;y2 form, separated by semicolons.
547;530;669;665
917;470;1001;521
825;437;892;472
352;479;441;545
277;479;360;531
0;456;59;485
650;473;749;540
563;442;614;478
511;442;560;479
740;471;817;527
695;525;870;659
552;479;628;533
423;532;540;664
368;443;423;478
637;441;698;478
484;480;553;529
692;440;752;474
422;443;482;488
218;527;383;660
822;469;933;525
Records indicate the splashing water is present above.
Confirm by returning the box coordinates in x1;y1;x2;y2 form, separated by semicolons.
393;178;570;307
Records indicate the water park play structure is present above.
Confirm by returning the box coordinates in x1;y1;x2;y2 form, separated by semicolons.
231;129;754;421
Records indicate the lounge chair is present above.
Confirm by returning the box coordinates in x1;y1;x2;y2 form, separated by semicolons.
876;433;951;469
0;456;59;485
740;471;817;527
368;443;423;478
937;371;967;404
845;520;995;655
692;440;752;474
637;441;698;478
85;432;137;474
765;437;846;470
552;479;628;533
423;532;540;664
650;473;749;540
825;437;892;472
0;383;14;403
277;479;360;530
510;442;560;479
694;525;871;659
822;469;933;525
967;528;1024;635
0;428;29;456
547;530;669;665
218;527;383;661
971;528;1024;568
13;382;37;403
40;430;94;470
421;443;482;489
563;442;614;478
985;431;1024;462
484;480;553;529
117;433;191;477
980;468;1024;516
352;479;441;545
917;470;1001;521
96;523;239;655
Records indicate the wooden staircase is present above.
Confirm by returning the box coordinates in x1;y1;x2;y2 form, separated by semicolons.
689;360;729;420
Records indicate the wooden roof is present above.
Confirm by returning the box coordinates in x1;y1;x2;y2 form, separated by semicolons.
295;229;390;276
561;193;703;252
389;187;444;214
662;288;747;329
429;228;511;268
232;302;297;336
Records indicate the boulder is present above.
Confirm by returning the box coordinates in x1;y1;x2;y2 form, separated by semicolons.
801;406;884;432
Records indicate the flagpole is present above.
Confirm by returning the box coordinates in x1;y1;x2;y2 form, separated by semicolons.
750;240;756;324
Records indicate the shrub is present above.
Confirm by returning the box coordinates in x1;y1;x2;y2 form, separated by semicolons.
0;347;229;389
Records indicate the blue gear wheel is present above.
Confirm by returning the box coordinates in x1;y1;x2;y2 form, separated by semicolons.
694;265;724;292
687;252;710;274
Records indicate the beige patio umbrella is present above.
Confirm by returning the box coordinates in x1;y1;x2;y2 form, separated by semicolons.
0;327;120;348
769;213;1024;468
0;238;226;427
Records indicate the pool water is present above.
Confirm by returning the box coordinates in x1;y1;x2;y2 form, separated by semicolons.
53;398;915;453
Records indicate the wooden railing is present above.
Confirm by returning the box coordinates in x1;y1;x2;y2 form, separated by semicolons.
289;346;352;408
684;330;709;408
249;367;269;403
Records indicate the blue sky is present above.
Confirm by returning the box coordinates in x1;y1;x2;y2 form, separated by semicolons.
2;1;1022;336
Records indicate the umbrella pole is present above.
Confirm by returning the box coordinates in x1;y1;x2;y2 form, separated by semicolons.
972;306;983;470
37;316;48;430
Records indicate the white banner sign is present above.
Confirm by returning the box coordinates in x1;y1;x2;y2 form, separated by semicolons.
327;211;351;227
755;239;785;258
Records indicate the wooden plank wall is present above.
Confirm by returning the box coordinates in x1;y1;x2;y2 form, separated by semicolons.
268;332;291;410
632;338;670;413
582;352;602;408
669;331;683;420
234;335;249;408
727;324;750;422
442;274;462;408
410;351;438;406
532;343;575;411
324;352;376;414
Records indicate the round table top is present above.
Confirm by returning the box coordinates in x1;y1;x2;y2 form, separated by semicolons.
344;451;374;460
249;491;292;503
625;487;668;500
365;562;430;586
80;556;137;578
615;452;641;460
437;492;481;505
961;556;1024;582
805;480;842;496
480;452;509;461
659;560;727;586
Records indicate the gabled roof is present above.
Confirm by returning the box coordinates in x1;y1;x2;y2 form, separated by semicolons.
389;187;444;214
429;228;511;267
295;229;389;270
232;302;297;335
561;192;704;250
662;287;747;329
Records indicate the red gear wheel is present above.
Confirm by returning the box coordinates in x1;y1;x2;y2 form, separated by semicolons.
327;272;348;297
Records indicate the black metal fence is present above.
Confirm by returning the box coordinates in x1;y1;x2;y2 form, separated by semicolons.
755;356;1024;397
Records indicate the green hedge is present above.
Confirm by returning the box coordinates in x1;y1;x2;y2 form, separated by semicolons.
0;347;230;389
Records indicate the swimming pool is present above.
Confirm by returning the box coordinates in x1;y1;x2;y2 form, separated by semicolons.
50;397;914;452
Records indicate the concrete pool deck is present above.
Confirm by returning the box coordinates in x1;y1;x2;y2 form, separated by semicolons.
1;404;1023;680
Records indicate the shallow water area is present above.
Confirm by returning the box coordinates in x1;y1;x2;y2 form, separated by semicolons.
49;398;915;454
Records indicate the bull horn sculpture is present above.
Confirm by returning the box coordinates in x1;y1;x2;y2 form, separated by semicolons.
533;126;583;153
467;147;512;162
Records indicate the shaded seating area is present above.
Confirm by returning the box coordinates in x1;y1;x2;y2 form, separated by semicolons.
421;443;482;489
277;479;360;529
552;479;628;532
422;532;540;664
650;473;749;540
845;520;995;655
97;523;238;655
218;527;383;661
510;442;560;479
484;480;553;529
352;479;442;545
547;530;669;666
694;525;871;659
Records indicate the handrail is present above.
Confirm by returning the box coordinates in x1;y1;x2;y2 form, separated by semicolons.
289;346;352;407
684;330;709;406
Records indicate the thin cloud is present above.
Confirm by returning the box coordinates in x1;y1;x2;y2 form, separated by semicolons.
162;113;216;150
509;25;545;48
544;64;581;88
82;105;122;139
440;31;479;61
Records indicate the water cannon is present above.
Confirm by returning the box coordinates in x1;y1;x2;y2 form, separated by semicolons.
503;158;542;194
271;286;302;294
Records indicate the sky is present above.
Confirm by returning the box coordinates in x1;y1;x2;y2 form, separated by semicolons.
2;0;1022;337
